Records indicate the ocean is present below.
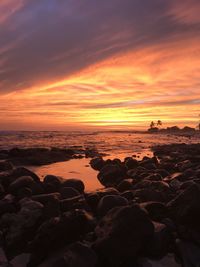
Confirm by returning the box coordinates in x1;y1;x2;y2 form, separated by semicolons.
0;131;199;191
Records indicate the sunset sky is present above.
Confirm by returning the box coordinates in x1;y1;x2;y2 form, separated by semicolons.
0;0;199;130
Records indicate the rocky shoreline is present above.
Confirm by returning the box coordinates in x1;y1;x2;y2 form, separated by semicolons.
0;147;104;166
0;143;200;266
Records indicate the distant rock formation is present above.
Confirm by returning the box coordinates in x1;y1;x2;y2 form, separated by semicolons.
147;126;196;133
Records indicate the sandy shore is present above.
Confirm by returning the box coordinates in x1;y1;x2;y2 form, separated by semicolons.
0;143;200;266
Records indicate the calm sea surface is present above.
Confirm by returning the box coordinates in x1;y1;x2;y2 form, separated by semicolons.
0;131;199;191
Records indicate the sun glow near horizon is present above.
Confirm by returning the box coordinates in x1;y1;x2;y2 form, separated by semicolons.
0;1;199;130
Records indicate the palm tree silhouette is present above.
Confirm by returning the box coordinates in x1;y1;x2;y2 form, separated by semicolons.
150;121;155;129
157;120;162;128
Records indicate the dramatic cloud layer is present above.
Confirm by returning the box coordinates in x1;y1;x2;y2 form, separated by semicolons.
0;0;199;129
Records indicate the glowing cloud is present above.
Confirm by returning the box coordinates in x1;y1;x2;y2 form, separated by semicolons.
0;0;199;130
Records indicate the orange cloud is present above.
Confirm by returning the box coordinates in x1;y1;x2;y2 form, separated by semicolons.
0;0;199;130
0;35;199;130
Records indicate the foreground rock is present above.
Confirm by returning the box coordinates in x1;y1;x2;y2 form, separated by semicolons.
0;143;200;266
27;210;94;267
94;205;154;266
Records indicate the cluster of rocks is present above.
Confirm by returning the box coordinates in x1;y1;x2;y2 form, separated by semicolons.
0;143;200;266
0;147;102;166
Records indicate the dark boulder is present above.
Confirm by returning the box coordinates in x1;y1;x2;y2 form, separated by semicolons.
141;202;169;222
61;179;85;194
85;188;119;214
1;198;43;258
52;242;97;267
97;195;128;217
9;167;40;183
44;175;63;185
60;195;89;212
121;190;135;201
90;157;105;171
8;176;35;195
93;205;154;266
17;187;32;199
28;210;94;267
43;197;60;219
167;184;200;231
124;157;138;170
145;173;162;181
145;222;172;259
155;169;170;178
0;197;16;216
0;160;13;172
32;193;61;205
176;239;200;267
97;164;126;187
0;183;5;198
117;179;133;192
133;188;166;203
60;187;80;199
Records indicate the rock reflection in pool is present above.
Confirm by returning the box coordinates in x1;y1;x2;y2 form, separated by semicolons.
30;158;102;192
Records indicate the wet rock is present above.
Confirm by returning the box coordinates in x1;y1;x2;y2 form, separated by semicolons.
28;210;94;267
86;188;119;213
127;166;148;179
60;187;80;199
176;160;192;172
1;198;43;257
0;152;8;160
0;239;8;266
169;179;182;191
164;172;184;182
9;167;40;183
140;254;181;267
0;183;5;198
145;173;162;181
85;192;100;213
96;187;119;197
133;180;152;190
117;179;133;192
141;202;169;222
145;222;172;259
43;197;60;219
44;175;64;184
85;148;100;158
8;147;73;166
43;175;64;193
61;179;85;194
8;176;35;195
0;195;17;216
176;239;200;267
60;195;89;212
97;164;126;187
94;205;154;266
179;181;196;190
167;184;200;230
52;242;97;267
32;193;61;205
90;157;105;171
17;187;32;199
140;157;159;170
0;160;13;172
44;175;64;187
155;169;170;178
124;157;138;170
121;190;135;201
112;158;123;166
133;188;166;203
10;253;30;267
97;195;128;217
